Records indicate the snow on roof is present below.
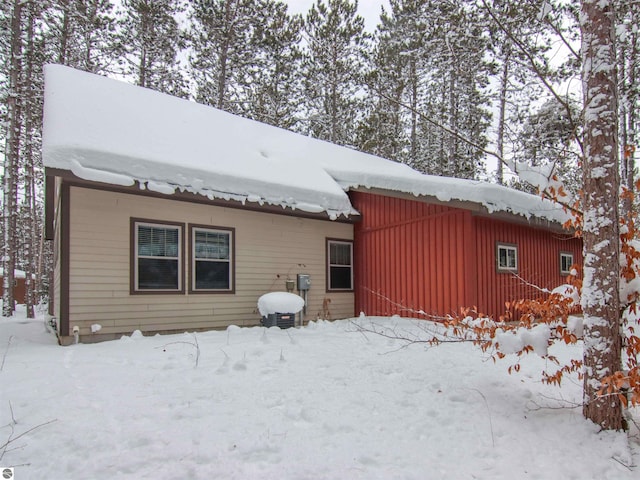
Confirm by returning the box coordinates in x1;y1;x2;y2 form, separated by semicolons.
42;64;569;224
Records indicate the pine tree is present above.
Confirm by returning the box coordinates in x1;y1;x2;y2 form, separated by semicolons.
580;0;623;431
2;0;22;317
301;0;368;146
19;0;42;318
356;0;422;161
244;0;304;130
415;0;491;179
189;0;260;113
480;0;549;185
48;0;119;74
118;0;187;97
618;1;639;218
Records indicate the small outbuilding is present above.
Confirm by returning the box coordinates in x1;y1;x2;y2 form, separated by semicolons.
0;269;28;305
42;65;581;345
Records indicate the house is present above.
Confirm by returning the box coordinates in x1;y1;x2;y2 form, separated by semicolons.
42;65;581;345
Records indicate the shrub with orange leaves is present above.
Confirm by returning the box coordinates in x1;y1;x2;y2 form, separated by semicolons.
433;181;640;410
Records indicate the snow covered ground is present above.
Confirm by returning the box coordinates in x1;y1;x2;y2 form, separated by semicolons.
0;305;638;479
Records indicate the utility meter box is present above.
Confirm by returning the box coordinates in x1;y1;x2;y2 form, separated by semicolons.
297;274;311;291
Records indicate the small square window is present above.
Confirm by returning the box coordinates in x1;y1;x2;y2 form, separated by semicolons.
497;243;518;272
560;252;574;275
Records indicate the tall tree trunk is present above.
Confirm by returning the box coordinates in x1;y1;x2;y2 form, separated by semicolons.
580;0;624;430
409;55;418;165
58;0;70;64
139;7;148;87
496;51;511;185
217;0;239;110
621;4;638;220
2;0;23;317
23;3;36;319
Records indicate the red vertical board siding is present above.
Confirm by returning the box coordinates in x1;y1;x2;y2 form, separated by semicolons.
352;191;582;320
473;216;582;319
353;191;468;319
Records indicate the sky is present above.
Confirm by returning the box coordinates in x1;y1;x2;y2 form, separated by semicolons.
285;0;390;31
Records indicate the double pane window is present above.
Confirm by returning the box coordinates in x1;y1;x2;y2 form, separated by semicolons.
560;252;574;275
328;240;353;291
497;243;518;272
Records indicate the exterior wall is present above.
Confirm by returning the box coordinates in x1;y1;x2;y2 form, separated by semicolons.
61;185;354;342
352;191;473;319
474;216;582;319
351;191;582;321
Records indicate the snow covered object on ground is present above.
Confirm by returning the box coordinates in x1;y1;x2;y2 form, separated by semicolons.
0;307;637;479
257;292;305;316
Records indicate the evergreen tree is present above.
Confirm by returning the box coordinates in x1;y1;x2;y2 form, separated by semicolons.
2;0;22;316
48;0;119;74
244;0;304;130
415;0;490;179
188;0;259;113
482;0;582;189
301;0;368;146
580;0;623;431
356;0;423;162
618;1;639;218
118;0;187;97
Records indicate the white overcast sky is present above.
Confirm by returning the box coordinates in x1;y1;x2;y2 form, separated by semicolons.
284;0;390;32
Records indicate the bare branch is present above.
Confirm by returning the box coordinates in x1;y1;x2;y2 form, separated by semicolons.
480;0;584;155
1;336;13;371
0;419;57;461
156;333;200;368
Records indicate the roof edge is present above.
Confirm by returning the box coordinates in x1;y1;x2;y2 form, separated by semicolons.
349;187;573;234
45;167;361;224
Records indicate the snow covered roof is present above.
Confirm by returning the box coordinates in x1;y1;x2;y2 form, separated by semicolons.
42;64;569;224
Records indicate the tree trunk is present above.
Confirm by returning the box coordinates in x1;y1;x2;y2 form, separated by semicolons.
23;3;37;319
580;0;624;430
2;0;23;317
58;0;70;64
409;55;418;165
621;3;638;221
496;51;511;185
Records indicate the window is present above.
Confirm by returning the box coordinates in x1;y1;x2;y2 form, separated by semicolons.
327;239;353;291
496;243;518;272
191;226;234;292
133;220;183;292
560;252;574;275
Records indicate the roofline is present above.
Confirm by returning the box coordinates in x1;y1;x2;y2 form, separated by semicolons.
44;167;361;225
349;187;572;234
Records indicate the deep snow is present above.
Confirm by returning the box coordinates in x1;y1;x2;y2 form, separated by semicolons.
42;65;569;224
0;305;637;479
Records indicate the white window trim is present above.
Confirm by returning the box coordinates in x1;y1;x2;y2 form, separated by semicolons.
327;239;354;291
560;252;574;275
191;226;234;292
134;221;183;292
497;243;518;272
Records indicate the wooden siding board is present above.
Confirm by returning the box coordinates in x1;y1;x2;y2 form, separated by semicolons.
64;186;354;338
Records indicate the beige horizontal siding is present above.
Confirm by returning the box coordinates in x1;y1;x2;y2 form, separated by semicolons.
67;186;354;338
